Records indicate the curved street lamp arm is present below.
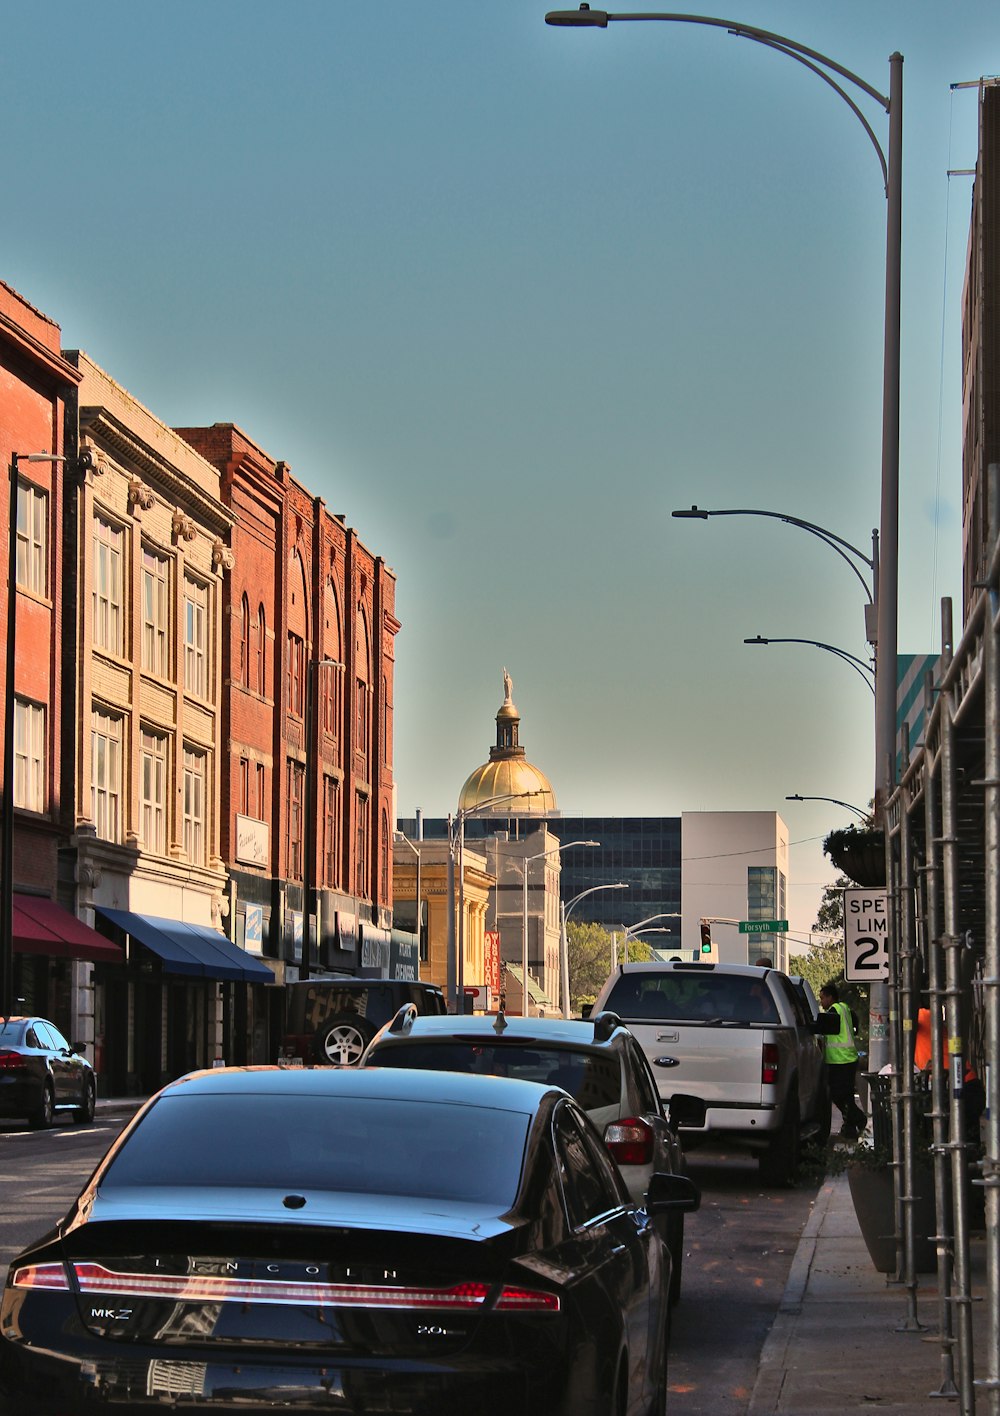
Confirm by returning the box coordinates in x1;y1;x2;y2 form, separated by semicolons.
736;35;888;191
785;794;869;821
668;509;872;597
548;12;890;108
745;635;875;696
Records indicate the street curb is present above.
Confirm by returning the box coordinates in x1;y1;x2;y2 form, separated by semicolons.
746;1176;839;1415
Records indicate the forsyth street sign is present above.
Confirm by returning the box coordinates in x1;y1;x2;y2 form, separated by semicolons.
738;920;789;934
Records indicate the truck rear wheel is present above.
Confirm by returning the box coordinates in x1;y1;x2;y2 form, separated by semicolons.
759;1102;800;1187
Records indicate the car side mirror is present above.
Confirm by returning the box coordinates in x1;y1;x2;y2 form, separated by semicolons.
644;1171;700;1215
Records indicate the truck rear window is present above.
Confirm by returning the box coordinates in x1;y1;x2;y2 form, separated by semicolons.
605;973;780;1025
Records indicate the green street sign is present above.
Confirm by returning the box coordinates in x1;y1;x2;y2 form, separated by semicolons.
739;920;788;934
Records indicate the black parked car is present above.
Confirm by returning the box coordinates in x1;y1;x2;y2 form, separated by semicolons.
0;1016;96;1128
281;978;446;1065
0;1064;698;1415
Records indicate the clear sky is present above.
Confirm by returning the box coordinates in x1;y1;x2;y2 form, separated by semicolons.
5;2;998;942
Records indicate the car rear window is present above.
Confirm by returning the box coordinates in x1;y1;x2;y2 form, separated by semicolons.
604;973;780;1025
0;1022;26;1044
371;1042;621;1113
99;1093;529;1208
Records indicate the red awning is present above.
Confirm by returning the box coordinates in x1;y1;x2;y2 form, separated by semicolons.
13;895;123;964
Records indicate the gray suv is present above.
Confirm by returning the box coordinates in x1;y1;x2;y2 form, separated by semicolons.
363;1008;697;1304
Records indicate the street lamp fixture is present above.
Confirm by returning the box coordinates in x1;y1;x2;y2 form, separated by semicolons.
545;3;902;1070
3;450;95;1016
511;840;598;1017
618;911;680;962
560;882;629;1017
744;635;875;697
300;657;344;982
785;793;869;821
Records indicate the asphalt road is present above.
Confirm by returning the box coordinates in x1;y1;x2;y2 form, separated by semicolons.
668;1145;823;1415
0;1116;820;1415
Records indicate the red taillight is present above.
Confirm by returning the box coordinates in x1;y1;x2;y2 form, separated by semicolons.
495;1285;560;1312
12;1263;71;1290
761;1044;779;1086
0;1050;27;1071
604;1116;654;1166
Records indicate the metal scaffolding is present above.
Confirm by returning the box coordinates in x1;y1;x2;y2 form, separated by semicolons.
883;464;1000;1414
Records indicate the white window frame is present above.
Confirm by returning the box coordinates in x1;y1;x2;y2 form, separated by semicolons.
183;577;209;699
91;710;123;843
13;698;45;812
140;729;168;854
16;480;47;597
93;516;125;656
182;747;206;864
141;548;170;678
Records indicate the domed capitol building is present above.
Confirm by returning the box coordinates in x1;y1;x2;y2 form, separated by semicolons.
395;671;791;1012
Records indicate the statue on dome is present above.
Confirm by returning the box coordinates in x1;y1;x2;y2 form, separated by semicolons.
503;667;513;702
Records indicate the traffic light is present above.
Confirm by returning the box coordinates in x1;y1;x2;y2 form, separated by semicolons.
700;921;714;957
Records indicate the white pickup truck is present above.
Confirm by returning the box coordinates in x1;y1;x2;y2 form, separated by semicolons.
591;962;835;1184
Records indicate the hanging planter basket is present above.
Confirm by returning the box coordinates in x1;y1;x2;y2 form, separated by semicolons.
824;826;886;888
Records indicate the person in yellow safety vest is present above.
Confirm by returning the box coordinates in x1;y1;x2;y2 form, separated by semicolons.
819;983;868;1139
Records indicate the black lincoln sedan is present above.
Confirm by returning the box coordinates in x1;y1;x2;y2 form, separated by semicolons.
0;1065;698;1415
0;1015;96;1128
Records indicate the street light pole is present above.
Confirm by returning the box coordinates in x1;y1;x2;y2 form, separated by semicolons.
446;790;543;1014
560;882;629;1017
301;657;343;982
618;911;680;962
516;840;598;1016
545;5;901;1071
393;818;424;971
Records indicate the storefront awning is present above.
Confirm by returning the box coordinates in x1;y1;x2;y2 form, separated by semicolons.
95;908;276;984
13;895;123;964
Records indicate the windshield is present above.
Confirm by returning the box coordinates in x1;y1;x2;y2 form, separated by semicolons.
605;972;780;1025
100;1093;530;1208
371;1042;622;1114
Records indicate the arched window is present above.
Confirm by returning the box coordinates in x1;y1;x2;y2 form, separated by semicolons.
323;578;342;742
380;808;390;903
240;595;251;688
355;606;370;765
256;605;266;696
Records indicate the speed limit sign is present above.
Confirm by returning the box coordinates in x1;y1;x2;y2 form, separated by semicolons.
843;888;889;980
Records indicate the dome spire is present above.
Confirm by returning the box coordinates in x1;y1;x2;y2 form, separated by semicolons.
456;670;557;815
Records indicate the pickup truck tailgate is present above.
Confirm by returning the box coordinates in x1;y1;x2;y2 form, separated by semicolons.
625;1021;766;1108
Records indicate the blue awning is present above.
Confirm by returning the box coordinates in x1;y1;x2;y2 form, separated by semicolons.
95;908;276;984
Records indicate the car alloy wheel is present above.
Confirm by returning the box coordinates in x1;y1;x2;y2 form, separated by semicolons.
319;1018;373;1066
29;1082;54;1130
73;1077;96;1125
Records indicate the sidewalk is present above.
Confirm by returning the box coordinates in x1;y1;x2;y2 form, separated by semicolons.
748;1171;989;1414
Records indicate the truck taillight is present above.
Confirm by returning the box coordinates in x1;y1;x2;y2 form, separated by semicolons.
604;1117;654;1166
761;1044;779;1086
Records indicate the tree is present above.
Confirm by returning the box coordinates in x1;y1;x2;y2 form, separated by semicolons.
566;920;652;1014
788;875;869;1049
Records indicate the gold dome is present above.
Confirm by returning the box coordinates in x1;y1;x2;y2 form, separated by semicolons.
458;758;557;815
457;670;557;816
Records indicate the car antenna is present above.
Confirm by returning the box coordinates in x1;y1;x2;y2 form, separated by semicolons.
493;1009;508;1034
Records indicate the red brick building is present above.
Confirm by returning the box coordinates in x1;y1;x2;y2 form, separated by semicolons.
0;284;118;1035
176;424;399;1048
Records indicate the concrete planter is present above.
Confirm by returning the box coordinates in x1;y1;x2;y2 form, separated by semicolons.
847;1164;937;1273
